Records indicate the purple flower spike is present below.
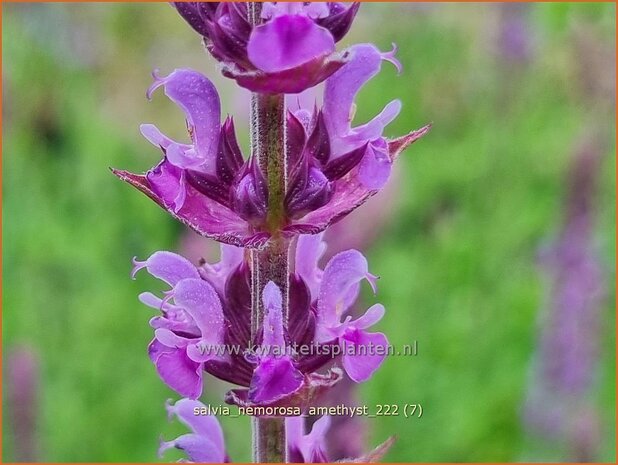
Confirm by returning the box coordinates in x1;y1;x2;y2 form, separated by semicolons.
173;2;358;94
159;398;227;463
249;282;304;404
287;415;331;463
125;2;426;460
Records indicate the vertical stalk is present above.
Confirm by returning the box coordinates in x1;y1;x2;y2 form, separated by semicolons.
248;3;289;462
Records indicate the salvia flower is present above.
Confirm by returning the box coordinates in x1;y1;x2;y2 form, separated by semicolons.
173;2;360;93
133;250;230;399
114;55;428;248
286;414;395;463
226;233;388;406
134;245;336;405
113;68;270;248
283;44;430;235
134;233;387;405
286;415;331;463
297;233;389;382
160;398;228;462
247;281;304;404
323;43;403;190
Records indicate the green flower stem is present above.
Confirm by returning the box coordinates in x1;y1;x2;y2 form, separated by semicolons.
249;3;289;462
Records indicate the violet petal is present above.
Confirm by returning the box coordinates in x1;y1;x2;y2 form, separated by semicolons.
166;398;225;453
295;233;326;300
147;68;221;173
172;278;225;344
248;356;304;404
131;250;199;285
221;49;350;94
159;434;224;463
358;140;392;190
341;329;388;383
317;249;377;334
112;167;270;248
148;339;203;399
248;15;335;73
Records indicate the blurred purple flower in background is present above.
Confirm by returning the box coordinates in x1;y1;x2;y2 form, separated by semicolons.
520;16;614;460
6;347;40;463
498;3;533;65
523;137;607;462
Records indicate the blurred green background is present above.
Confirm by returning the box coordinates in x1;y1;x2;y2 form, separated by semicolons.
2;2;616;462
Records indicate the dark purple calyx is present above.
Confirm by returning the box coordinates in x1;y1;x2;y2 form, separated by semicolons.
185;117;269;225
